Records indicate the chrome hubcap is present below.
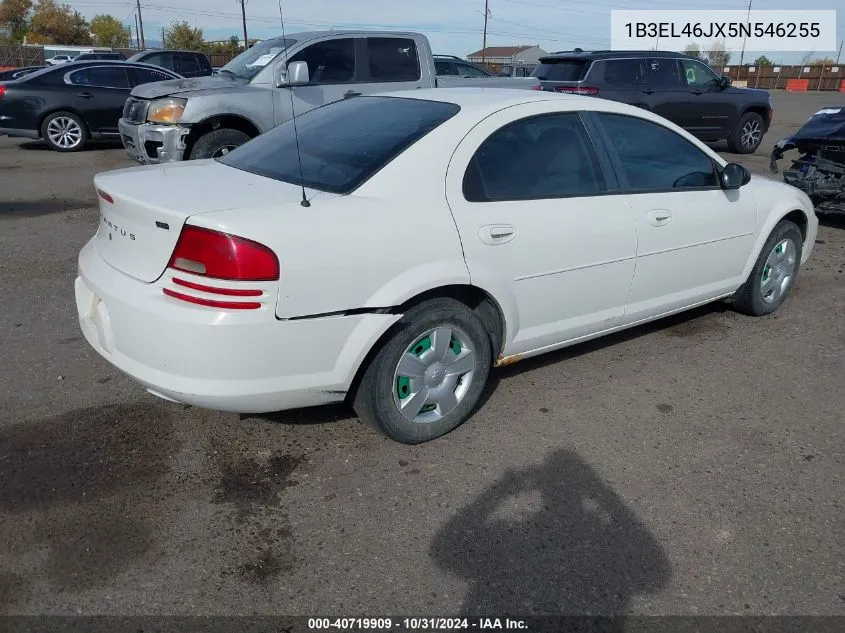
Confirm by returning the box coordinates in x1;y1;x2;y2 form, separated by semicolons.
47;116;82;149
741;119;762;149
392;326;476;423
760;238;797;304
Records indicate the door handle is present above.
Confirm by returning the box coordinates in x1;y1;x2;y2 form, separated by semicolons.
641;88;655;94
692;89;703;95
479;224;517;245
343;90;361;99
647;209;672;226
75;92;94;99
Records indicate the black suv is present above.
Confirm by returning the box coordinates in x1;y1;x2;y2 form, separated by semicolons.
125;49;213;78
532;50;773;154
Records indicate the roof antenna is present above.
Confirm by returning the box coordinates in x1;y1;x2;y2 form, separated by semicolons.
278;0;310;207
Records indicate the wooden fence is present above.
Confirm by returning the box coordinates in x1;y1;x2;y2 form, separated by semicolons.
721;63;843;91
0;45;45;69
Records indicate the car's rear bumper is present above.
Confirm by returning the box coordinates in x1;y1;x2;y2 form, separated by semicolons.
118;118;189;164
75;237;400;413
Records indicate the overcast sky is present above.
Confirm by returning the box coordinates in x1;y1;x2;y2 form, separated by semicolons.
67;0;843;64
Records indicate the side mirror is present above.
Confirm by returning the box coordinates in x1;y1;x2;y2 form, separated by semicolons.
275;60;309;87
721;162;750;189
720;75;731;89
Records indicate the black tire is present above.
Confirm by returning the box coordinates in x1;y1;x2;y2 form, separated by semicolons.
352;298;493;444
727;111;765;154
732;220;803;316
40;111;88;152
188;128;250;160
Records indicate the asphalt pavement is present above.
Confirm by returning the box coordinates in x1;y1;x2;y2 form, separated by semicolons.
0;91;843;618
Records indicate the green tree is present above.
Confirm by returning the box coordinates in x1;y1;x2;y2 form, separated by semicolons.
28;0;90;45
163;20;204;50
90;13;129;47
683;43;701;59
0;0;33;42
812;56;835;65
753;55;772;66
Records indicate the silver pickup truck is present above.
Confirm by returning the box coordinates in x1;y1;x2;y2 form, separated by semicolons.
119;30;536;164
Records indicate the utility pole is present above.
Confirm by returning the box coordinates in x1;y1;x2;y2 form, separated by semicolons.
136;0;145;49
739;0;752;66
161;27;166;48
481;0;490;65
837;40;843;64
237;0;248;50
134;13;140;49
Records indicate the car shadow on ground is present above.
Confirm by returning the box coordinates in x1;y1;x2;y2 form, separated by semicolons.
818;212;845;229
254;302;730;429
17;140;124;152
429;447;672;618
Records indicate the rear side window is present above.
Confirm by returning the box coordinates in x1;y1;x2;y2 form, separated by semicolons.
455;63;490;78
68;67;129;89
600;59;643;86
367;37;420;81
219;96;460;194
463;112;605;202
142;52;173;70
641;58;683;88
435;61;457;76
596;113;718;191
532;59;588;81
130;67;175;85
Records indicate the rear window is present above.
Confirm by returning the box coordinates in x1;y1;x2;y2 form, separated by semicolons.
532;58;588;81
218;96;460;194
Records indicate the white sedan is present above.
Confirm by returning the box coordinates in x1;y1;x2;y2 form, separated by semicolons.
76;88;818;444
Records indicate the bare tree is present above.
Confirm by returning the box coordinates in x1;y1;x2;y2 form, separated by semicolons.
799;51;814;65
684;43;701;59
705;40;731;68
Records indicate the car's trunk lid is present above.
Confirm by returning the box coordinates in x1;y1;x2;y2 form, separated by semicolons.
93;160;317;283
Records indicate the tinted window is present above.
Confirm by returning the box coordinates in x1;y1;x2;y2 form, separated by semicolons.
367;38;420;81
131;67;175;85
141;52;173;70
435;61;457;76
456;63;490;78
601;59;643;86
68;67;129;88
680;58;721;88
532;59;587;81
641;58;682;87
175;52;201;75
463;113;605;202
197;54;212;71
219;96;460;194
597;113;718;191
288;38;355;84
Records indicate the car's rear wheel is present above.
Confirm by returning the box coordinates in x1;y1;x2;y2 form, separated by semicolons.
727;111;764;154
732;219;803;316
188;128;250;160
353;298;493;444
41;111;87;152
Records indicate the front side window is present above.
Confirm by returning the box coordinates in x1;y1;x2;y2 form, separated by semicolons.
456;63;490;78
218;96;460;194
367;38;420;81
596;113;718;191
463;113;606;202
287;38;356;84
141;52;173;70
680;58;721;89
175;52;201;75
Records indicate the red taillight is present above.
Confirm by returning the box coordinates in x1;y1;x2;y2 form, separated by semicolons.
530;83;542;91
171;276;262;297
97;188;113;204
0;85;6;99
555;86;599;96
167;225;279;281
162;288;261;310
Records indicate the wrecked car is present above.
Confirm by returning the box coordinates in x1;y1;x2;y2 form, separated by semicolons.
771;106;845;215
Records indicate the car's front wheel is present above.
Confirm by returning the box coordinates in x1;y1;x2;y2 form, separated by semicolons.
727;111;765;154
353;298;493;444
732;219;803;316
40;111;88;152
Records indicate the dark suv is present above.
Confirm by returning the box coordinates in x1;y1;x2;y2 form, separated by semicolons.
125;49;213;78
532;50;773;154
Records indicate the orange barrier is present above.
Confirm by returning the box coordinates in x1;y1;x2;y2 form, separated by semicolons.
840;79;845;93
785;78;809;91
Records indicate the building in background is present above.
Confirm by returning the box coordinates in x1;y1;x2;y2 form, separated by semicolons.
466;44;548;76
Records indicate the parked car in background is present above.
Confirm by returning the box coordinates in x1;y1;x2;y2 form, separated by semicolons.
434;54;494;78
125;50;213;78
532;50;773;154
80;88;816;444
0;61;181;151
498;62;537;78
75;52;127;61
0;65;47;81
118;31;537;163
47;55;76;65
